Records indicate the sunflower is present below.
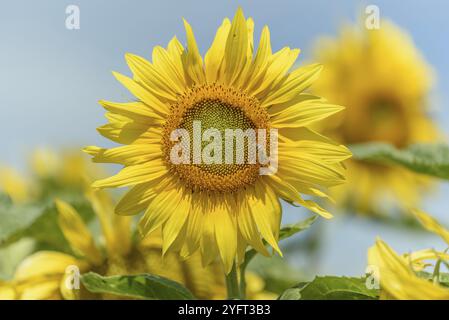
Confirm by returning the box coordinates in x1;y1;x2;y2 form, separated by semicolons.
0;167;29;203
368;210;449;299
312;21;439;215
85;8;350;273
0;148;99;205
0;184;275;300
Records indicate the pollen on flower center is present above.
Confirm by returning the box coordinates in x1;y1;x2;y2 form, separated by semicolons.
162;83;270;192
181;99;255;177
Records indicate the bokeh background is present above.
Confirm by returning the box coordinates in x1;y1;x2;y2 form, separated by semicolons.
1;0;448;276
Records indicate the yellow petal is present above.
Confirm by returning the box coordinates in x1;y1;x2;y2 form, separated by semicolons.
14;251;83;281
19;280;61;300
181;193;205;256
112;71;169;114
166;36;186;81
261;64;323;107
0;281;16;299
162;192;192;254
268;93;325;116
138;186;182;237
413;209;449;245
55;200;102;265
279;155;346;188
152;46;186;93
278;126;333;144
96;113;148;145
243;26;272;91
115;176;171;216
246;18;255;58
99;100;165;120
200;211;220;267
204;18;231;83
234;17;255;88
237;194;269;256
247;182;282;255
85;185;132;257
84;144;162;166
368;239;449;299
182;19;205;85
279;140;352;163
263;175;333;219
214;202;237;274
91;159;167;189
406;248;449;264
271;100;344;128
125;53;178;100
251;47;300;97
222;8;248;85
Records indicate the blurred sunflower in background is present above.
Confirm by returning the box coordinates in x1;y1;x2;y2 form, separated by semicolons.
0;148;97;205
368;210;449;299
312;21;440;215
86;8;350;274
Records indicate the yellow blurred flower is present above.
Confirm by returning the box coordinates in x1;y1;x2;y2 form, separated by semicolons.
313;21;440;214
0;148;100;204
0;281;15;300
0;167;30;203
30;148;60;180
368;210;449;299
30;148;100;189
1;185;275;300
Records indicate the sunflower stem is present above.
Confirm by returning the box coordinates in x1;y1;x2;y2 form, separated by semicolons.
225;263;241;299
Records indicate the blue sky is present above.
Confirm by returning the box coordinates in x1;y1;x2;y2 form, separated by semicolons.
1;0;449;276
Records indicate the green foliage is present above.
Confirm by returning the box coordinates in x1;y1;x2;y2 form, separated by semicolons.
416;271;449;287
0;238;35;280
0;200;45;247
278;216;318;241
279;276;379;300
249;255;303;294
81;272;196;300
29;197;94;253
0;193;94;253
350;142;449;179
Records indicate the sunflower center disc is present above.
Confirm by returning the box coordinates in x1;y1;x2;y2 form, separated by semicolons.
162;84;270;193
180;99;255;177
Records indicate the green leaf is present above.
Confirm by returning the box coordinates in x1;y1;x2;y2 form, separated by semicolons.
279;276;379;300
0;193;94;253
350;142;449;179
416;271;449;287
0;201;45;247
248;255;303;294
278;215;318;241
28;198;94;253
81;272;196;300
278;287;302;300
0;238;35;280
